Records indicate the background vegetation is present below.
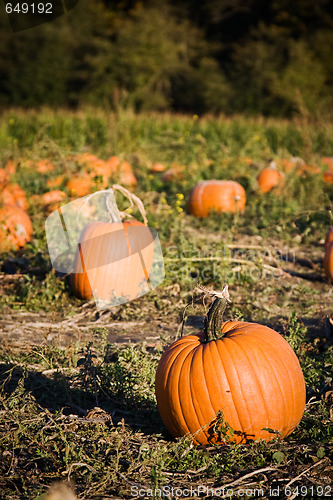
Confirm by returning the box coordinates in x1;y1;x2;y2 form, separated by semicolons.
1;0;333;117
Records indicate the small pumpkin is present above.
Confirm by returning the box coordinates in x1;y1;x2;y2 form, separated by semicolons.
321;157;333;169
324;241;333;283
161;164;185;182
323;171;333;185
150;162;166;173
0;183;28;211
257;165;284;193
118;161;137;187
0;168;10;188
46;174;66;189
70;187;154;306
67;172;92;197
105;157;137;187
188;180;246;217
0;204;33;252
4;159;16;175
36;159;54;173
155;286;306;445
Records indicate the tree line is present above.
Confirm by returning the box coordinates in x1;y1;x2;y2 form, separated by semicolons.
1;0;333;117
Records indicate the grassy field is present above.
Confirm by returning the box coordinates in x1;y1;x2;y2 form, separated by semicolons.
0;109;332;499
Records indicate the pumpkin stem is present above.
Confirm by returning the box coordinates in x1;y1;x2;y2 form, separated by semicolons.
198;284;231;342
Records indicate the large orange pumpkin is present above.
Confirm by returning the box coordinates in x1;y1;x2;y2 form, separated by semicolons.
70;219;155;306
188;180;246;217
0;204;33;252
155;287;306;445
257;166;284;193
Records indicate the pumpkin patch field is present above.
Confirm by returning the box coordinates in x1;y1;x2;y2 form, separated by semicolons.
0;109;332;499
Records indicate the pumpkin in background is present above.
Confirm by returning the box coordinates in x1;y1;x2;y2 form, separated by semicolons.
36;159;54;173
324;227;333;250
257;165;284;193
0;168;10;187
323;171;333;185
40;190;67;214
321;157;333;169
188;180;246;217
4;160;16;175
105;155;121;173
117;161;137;187
150;162;166;173
161;163;185;182
67;172;92;197
155;286;306;446
46;174;66;189
324;241;333;283
104;157;137;187
278;157;304;173
0;183;28;211
0;204;33;252
76;153;110;188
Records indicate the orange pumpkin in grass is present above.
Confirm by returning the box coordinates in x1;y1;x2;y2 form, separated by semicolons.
188;180;246;217
0;204;33;252
36;159;54;173
46;175;66;189
118;161;137;187
257;166;284;193
155;286;306;446
161;162;186;182
70;219;154;304
4;160;16;175
321;157;333;169
0;168;10;187
297;164;320;177
0;183;28;211
150;162;166;173
324;241;333;283
40;190;67;213
67;172;92;197
323;171;333;185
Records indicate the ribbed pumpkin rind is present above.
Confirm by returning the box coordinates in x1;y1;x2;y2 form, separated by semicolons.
155;321;306;445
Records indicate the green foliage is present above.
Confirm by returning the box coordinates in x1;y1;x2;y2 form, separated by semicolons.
1;0;333;116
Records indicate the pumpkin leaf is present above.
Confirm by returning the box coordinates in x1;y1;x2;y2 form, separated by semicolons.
272;451;285;464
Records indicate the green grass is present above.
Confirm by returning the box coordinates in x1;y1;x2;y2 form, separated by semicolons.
0;108;332;498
